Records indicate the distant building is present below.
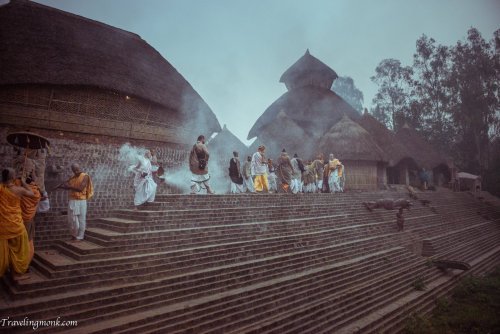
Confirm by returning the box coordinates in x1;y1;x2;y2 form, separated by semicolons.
248;50;450;190
208;124;248;159
247;50;360;159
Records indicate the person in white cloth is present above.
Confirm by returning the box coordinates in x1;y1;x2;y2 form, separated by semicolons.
189;135;214;194
132;150;157;210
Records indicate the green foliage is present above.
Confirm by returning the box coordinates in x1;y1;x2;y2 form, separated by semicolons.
370;27;500;195
331;76;364;113
370;59;413;131
403;267;500;334
412;276;427;291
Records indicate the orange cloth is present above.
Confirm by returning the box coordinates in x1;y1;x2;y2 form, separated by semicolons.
68;173;94;200
0;230;30;276
328;159;343;177
254;174;269;192
14;180;41;222
0;184;25;240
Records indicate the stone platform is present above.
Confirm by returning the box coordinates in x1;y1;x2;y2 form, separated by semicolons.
1;188;499;333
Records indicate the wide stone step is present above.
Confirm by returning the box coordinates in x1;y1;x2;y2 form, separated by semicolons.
9;233;397;298
102;205;436;233
355;245;500;334
56;247;414;334
83;250;429;334
422;221;498;256
7;248;410;333
82;212;430;249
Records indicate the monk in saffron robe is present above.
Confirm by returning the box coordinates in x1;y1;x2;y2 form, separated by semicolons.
327;154;344;193
14;175;41;263
276;149;294;193
0;168;36;280
56;164;94;242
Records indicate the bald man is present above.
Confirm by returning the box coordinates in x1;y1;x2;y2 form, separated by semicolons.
56;164;93;242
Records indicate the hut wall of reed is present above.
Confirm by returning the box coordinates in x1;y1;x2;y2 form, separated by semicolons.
343;160;379;190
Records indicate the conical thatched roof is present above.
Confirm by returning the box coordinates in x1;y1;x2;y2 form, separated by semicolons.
0;0;220;134
356;112;412;166
248;86;360;140
396;123;449;169
209;125;248;158
280;50;338;90
319;115;386;162
251;111;313;159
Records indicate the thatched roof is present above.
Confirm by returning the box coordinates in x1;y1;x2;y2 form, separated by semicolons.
395;123;450;169
252;111;314;159
0;0;220;134
319;115;386;162
248;86;360;140
356;112;412;166
280;50;338;90
209;125;248;158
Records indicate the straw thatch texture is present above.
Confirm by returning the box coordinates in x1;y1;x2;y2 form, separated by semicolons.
356;112;412;166
252;111;313;160
396;124;449;169
280;50;338;90
248;86;360;140
0;0;220;134
209;125;248;158
319;115;386;162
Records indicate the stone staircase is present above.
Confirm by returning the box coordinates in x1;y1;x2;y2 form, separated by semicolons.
1;189;499;333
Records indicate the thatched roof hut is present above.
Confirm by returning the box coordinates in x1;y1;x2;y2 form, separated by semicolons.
0;0;220;137
319;115;386;162
280;49;338;91
396;123;449;169
356;112;412;166
252;111;312;159
209;125;248;158
248;86;360;141
248;50;359;141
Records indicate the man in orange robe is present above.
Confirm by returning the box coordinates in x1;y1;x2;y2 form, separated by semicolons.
0;168;36;280
56;164;93;242
14;175;41;263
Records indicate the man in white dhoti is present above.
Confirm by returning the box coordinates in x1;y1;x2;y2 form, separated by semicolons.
133;151;157;209
242;156;255;193
290;153;304;194
267;159;278;193
327;153;344;193
189;135;214;194
228;151;244;193
55;163;93;242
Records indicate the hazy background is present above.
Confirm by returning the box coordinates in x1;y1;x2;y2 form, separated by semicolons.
13;0;500;145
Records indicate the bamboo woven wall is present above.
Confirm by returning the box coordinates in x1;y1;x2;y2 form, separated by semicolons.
344;160;380;190
0;85;191;144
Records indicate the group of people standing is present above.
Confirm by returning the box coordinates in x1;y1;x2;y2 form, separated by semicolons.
228;146;346;194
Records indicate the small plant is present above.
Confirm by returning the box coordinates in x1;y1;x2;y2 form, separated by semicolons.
412;276;426;291
403;313;434;334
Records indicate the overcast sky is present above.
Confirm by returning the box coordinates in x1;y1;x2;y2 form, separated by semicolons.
28;0;500;145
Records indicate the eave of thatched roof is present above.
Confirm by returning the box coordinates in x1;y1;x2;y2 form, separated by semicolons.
280;50;338;89
395;123;450;169
248;86;360;140
319;115;386;162
253;111;315;159
209;125;248;157
356;112;412;166
0;0;221;134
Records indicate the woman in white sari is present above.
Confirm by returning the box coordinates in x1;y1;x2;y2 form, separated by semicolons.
133;151;157;210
